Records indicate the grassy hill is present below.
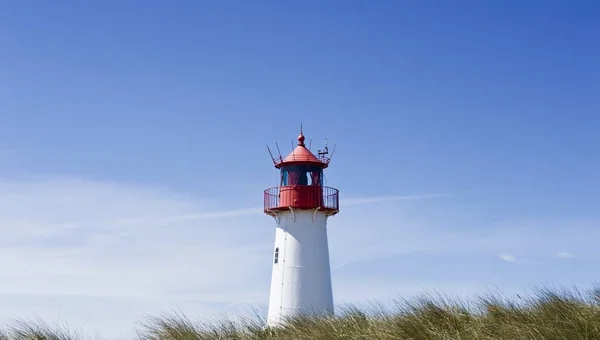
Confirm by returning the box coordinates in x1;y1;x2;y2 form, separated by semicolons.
2;285;600;339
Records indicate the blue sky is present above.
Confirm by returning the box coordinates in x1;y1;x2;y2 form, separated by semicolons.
1;0;600;338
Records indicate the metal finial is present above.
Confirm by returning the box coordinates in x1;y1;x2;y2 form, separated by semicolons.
297;122;305;146
298;132;305;146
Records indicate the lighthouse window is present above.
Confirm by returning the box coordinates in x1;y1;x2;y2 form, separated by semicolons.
281;166;323;186
274;247;279;264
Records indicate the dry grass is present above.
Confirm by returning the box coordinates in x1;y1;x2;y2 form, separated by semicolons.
4;285;600;339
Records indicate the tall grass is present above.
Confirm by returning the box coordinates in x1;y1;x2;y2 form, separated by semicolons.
4;285;600;339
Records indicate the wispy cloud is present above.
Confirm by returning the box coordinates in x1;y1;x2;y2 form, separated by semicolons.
498;253;568;264
0;179;450;327
331;262;351;270
107;193;449;228
0;178;275;337
499;254;519;263
556;251;574;258
1;177;599;338
0;180;450;302
342;194;450;206
111;207;263;227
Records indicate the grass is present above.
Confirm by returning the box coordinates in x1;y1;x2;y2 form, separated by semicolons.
3;285;600;339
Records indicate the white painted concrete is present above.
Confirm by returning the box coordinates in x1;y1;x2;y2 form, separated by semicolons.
266;208;334;327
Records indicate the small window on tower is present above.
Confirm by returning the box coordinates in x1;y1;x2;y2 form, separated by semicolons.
274;247;279;264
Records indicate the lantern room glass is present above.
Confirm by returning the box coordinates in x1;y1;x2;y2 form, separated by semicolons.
280;165;323;186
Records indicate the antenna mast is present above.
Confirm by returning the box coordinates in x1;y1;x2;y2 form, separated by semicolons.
318;138;329;158
275;142;283;162
266;145;276;165
328;144;337;163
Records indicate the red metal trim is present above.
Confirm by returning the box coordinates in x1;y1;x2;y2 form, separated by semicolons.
264;185;339;215
274;160;329;169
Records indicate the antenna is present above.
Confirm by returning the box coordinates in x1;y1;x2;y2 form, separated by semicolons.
317;138;329;158
275;142;283;162
267;144;276;165
291;140;296;161
328;144;337;163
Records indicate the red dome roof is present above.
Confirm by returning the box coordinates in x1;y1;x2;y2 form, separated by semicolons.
274;132;328;168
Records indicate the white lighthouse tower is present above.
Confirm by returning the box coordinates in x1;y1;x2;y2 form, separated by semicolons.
264;128;339;327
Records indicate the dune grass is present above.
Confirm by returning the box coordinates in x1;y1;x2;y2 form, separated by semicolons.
3;285;600;339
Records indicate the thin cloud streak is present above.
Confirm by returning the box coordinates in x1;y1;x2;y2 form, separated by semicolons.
498;254;548;265
342;194;450;206
111;208;262;226
111;193;449;228
556;252;574;258
331;262;350;270
499;254;519;263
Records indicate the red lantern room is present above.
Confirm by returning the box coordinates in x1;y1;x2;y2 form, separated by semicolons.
264;130;339;217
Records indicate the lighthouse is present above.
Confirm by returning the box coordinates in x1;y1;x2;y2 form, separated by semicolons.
264;128;339;327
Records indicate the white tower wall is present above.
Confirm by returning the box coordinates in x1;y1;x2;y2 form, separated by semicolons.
267;208;334;327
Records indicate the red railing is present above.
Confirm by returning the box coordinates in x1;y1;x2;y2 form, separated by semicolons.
264;185;339;214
